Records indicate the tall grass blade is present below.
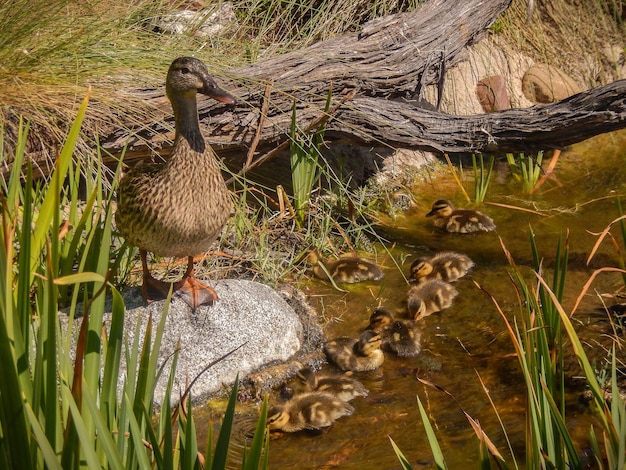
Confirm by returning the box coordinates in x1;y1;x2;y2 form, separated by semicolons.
29;90;90;285
243;396;269;470
211;376;240;469
416;395;447;469
389;436;413;470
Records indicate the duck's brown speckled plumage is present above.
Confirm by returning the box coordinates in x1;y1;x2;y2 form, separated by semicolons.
324;330;384;372
116;57;234;307
267;392;354;432
367;309;422;357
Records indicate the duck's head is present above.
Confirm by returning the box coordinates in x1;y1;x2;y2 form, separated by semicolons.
356;330;382;355
267;406;289;430
368;308;394;331
166;56;235;104
408;297;427;320
409;258;433;281
426;199;454;218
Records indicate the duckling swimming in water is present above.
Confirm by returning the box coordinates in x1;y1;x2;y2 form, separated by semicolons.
324;330;384;371
296;368;368;402
267;392;354;432
308;251;384;284
406;279;458;321
409;251;474;284
426;199;496;233
367;309;422;357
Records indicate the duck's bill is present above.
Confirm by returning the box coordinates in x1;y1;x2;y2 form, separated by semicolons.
204;84;236;104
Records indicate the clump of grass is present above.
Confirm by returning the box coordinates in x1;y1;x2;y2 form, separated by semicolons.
289;87;332;228
506;151;544;194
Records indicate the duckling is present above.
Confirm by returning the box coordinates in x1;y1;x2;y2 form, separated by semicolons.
367;308;422;357
367;308;396;333
296;368;368;402
267;392;354;432
426;199;496;233
406;279;458;321
308;251;383;284
116;57;235;309
324;330;384;371
386;320;422;357
409;251;474;284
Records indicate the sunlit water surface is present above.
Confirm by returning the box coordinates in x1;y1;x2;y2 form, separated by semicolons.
198;131;626;468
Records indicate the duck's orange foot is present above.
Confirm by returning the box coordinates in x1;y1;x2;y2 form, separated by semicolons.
173;276;218;309
141;274;218;309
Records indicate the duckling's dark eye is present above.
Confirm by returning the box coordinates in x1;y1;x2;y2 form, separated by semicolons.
181;67;190;74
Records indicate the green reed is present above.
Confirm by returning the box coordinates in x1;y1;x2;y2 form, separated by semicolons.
289;87;332;228
0;97;268;469
472;153;494;204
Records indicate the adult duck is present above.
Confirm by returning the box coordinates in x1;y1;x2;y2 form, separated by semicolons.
116;57;235;309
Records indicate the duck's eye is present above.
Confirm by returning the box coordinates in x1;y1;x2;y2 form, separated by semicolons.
181;67;190;74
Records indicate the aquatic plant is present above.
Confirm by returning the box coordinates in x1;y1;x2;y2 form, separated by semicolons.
444;152;493;204
289;87;332;228
472;153;494;204
0;100;269;469
506;151;544;194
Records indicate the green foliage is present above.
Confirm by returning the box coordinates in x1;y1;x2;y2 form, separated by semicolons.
0;99;269;469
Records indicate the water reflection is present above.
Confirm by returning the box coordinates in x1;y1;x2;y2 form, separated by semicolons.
201;132;626;468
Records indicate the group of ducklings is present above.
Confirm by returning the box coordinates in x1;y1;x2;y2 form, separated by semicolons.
321;249;475;370
267;367;367;433
269;200;493;433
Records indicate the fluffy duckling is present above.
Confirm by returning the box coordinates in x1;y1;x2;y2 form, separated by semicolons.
386;320;422;357
296;368;368;402
324;330;384;371
426;199;496;233
367;309;422;357
308;251;384;284
267;392;354;433
406;279;458;321
409;251;474;284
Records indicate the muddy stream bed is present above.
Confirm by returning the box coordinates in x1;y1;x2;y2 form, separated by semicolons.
197;131;626;468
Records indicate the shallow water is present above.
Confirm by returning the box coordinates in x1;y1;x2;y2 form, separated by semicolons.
199;131;626;468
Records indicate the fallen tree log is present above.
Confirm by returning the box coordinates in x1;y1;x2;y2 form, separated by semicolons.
98;0;626;175
99;0;516;167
